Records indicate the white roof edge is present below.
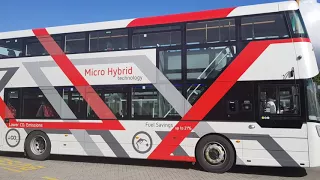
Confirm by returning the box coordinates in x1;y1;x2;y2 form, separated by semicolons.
0;1;299;39
278;1;299;11
0;18;134;40
46;18;134;35
228;1;299;17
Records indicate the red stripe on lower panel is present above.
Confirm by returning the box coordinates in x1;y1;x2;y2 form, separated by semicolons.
158;156;196;162
7;119;124;130
32;29;124;130
127;8;235;27
148;39;285;160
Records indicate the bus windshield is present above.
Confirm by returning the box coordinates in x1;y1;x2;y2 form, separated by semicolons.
306;79;320;121
288;10;309;38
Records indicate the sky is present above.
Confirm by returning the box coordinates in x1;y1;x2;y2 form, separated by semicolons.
0;0;317;32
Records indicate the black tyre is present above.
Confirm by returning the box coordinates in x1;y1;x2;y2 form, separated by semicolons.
196;135;235;173
25;131;51;161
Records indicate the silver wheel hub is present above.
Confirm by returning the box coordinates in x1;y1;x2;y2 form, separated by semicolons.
204;142;226;165
30;135;47;155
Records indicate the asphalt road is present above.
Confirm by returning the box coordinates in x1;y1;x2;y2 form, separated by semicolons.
0;152;319;180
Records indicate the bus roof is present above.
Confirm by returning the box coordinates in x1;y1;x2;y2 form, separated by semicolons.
0;1;298;39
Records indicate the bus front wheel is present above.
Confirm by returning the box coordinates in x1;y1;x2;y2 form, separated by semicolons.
196;135;235;173
25;131;51;161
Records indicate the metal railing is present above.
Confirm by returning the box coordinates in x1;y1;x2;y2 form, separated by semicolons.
163;46;234;118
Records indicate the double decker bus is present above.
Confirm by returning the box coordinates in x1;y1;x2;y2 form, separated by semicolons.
0;0;319;173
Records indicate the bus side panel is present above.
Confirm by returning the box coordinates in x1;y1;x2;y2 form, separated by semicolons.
194;122;309;167
0;120;27;153
200;79;309;168
295;41;319;79
307;122;320;167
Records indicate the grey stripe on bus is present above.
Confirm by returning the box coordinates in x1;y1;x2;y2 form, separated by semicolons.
236;156;246;165
87;130;129;158
194;123;300;167
34;55;192;117
155;131;199;139
191;132;299;167
69;129;87;152
22;62;105;157
187;132;200;138
193;122;216;137
22;62;76;119
200;131;299;167
224;133;300;167
155;131;189;156
172;146;189;156
0;67;19;92
158;126;300;167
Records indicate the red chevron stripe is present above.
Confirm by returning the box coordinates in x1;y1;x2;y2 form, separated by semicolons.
31;28;124;130
127;7;235;27
148;38;309;162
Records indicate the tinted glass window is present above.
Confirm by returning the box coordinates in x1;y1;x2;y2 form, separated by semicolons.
22;88;59;119
186;83;209;105
61;87;86;119
89;29;128;52
259;85;300;115
65;33;86;53
86;88;127;120
279;86;300;114
187;19;235;44
187;46;236;79
26;36;62;56
133;26;180;34
6;90;20;118
288;11;307;37
260;87;278;114
306;79;320;121
132;26;181;49
159;49;182;80
0;39;23;59
132;85;182;119
241;14;289;40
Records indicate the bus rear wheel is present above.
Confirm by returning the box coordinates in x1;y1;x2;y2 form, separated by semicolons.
25;131;51;161
196;135;235;173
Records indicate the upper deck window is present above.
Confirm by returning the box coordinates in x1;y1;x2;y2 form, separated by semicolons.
26;36;62;56
132;26;181;49
0;39;23;59
241;13;289;40
89;29;128;52
186;45;236;80
187;19;235;45
65;33;86;54
288;11;308;38
159;49;182;80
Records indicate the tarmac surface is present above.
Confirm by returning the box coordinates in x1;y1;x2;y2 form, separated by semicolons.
0;152;319;180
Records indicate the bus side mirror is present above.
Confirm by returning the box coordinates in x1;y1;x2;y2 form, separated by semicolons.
289;70;294;78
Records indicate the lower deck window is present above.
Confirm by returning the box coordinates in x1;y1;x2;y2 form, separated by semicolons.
22;88;59;119
260;85;300;115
